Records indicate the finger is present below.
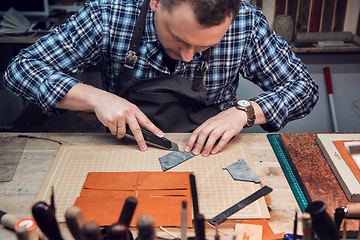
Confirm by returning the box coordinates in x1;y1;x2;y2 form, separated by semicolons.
185;132;199;152
201;132;223;157
210;132;234;155
127;122;147;151
139;121;164;138
116;125;127;139
192;129;211;156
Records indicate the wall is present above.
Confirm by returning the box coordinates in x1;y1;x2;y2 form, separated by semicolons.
239;52;360;133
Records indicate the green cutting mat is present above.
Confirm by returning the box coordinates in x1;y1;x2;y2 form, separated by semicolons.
267;134;309;212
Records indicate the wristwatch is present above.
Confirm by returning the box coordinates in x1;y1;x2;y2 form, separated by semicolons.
232;100;256;128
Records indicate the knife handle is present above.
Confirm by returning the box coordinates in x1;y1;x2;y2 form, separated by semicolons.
32;202;63;240
118;197;137;227
126;125;172;149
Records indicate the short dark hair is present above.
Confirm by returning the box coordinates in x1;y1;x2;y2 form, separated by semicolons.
161;0;241;27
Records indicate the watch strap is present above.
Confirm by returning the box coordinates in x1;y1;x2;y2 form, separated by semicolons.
232;100;256;128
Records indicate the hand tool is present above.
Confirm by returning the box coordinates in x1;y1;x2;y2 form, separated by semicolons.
107;222;130;240
194;213;206;240
82;221;102;240
305;201;339;240
65;206;85;240
15;226;29;240
181;201;187;240
0;210;22;230
118;196;137;227
209;185;273;226
323;67;339;132
50;186;56;215
136;214;155;240
126;125;179;151
334;203;360;229
32;201;63;240
293;211;298;240
14;218;38;240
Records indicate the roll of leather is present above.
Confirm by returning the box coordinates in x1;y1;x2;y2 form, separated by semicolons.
352;35;360;46
293;31;353;44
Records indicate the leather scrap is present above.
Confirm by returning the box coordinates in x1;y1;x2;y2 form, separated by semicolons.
159;151;195;171
223;158;261;183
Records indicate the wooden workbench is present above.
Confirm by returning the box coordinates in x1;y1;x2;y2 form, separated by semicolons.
0;132;299;239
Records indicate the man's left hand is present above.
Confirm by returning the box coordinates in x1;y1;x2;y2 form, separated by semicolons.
184;107;247;156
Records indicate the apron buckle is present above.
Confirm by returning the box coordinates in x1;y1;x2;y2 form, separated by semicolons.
124;50;138;70
192;61;209;91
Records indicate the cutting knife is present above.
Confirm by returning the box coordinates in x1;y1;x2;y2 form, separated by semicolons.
126;125;179;151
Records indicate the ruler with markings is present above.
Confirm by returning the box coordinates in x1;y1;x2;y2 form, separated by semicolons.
208;185;273;226
267;134;309;212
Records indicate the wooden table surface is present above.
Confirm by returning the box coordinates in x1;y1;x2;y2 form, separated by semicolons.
0;132;300;239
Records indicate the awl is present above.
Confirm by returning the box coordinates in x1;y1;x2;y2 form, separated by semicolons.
126;125;179;151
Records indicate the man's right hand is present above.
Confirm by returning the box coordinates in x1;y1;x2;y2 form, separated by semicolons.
56;83;164;151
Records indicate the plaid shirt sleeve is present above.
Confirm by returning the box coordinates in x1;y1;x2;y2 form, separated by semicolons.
239;6;319;132
2;0;104;115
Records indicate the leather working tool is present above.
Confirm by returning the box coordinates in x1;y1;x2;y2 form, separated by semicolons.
126;125;179;151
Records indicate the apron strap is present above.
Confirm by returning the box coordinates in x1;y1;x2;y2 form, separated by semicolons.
123;0;151;82
192;48;210;91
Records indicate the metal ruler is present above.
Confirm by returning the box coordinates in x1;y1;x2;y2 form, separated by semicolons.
267;134;309;212
208;185;273;226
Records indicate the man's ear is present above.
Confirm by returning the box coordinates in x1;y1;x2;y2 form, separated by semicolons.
150;0;160;12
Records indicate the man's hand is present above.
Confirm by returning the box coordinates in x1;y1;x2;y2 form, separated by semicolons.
184;107;246;156
57;83;164;151
185;101;267;156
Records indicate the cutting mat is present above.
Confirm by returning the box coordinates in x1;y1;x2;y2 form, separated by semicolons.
34;137;269;222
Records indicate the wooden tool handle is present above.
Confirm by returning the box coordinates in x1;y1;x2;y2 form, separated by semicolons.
118;197;137;227
82;221;102;240
32;202;63;240
0;212;21;230
107;223;130;240
65;206;85;240
346;204;360;218
15;226;29;240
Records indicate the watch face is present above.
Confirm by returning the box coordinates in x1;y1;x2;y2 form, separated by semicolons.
237;100;251;107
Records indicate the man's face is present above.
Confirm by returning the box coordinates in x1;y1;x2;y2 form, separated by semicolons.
150;0;233;62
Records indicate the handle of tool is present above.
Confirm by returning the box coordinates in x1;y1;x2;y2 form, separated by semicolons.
194;213;206;240
0;211;22;230
118;196;137;227
323;67;339;132
65;206;85;240
107;223;130;240
181;201;187;240
82;221;103;240
32;202;63;240
346;204;360;218
15;226;29;240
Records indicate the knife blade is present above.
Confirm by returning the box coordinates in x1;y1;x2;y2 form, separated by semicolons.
126;125;179;151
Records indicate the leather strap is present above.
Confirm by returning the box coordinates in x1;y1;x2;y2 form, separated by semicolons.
192;48;210;91
123;0;151;82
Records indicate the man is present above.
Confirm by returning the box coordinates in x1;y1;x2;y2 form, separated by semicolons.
3;0;318;156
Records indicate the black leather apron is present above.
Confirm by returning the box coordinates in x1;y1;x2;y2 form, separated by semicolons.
116;0;220;133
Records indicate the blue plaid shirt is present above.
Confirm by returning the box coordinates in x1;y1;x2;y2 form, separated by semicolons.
3;0;318;131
